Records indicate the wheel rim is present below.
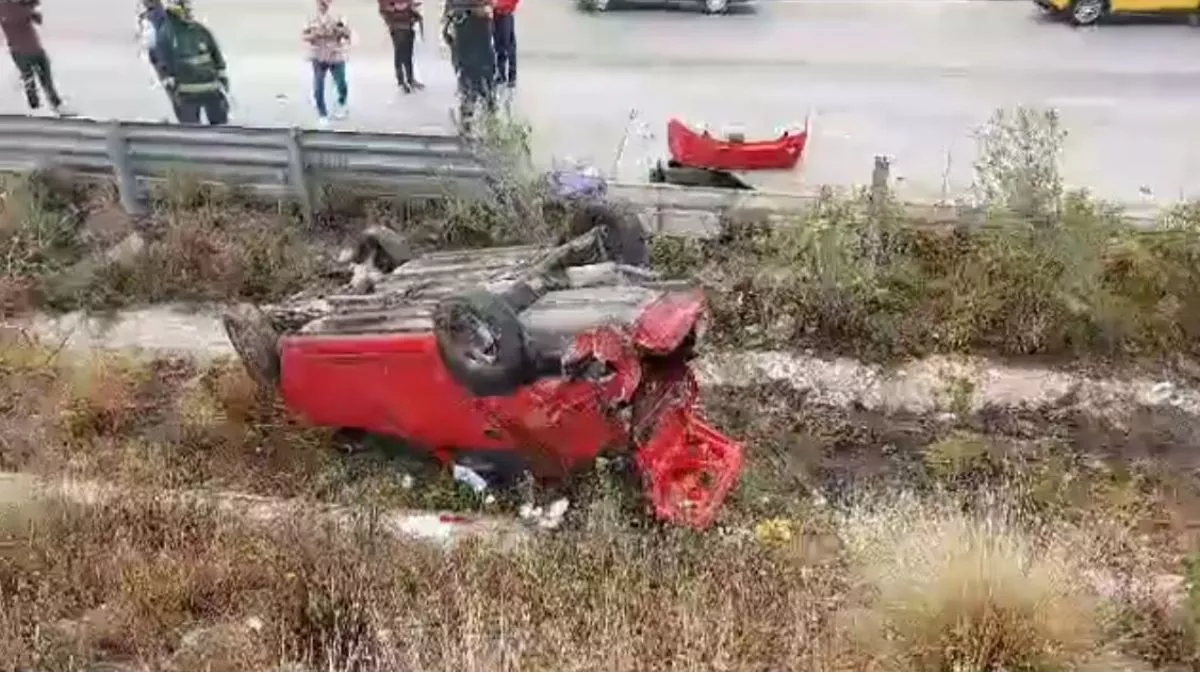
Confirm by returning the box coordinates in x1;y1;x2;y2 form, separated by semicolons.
594;0;608;9
1074;0;1101;23
705;0;727;11
451;312;499;366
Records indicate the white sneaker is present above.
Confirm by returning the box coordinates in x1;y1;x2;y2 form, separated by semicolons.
317;116;331;129
331;104;348;120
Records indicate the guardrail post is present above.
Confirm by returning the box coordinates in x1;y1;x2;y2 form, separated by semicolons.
870;155;891;207
105;121;146;216
284;127;314;226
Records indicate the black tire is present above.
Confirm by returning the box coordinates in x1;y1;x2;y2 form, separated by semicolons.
569;200;650;268
433;290;531;397
222;304;282;391
1068;0;1104;25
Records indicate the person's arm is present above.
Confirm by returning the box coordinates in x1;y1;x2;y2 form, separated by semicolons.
154;24;177;81
334;15;351;45
200;25;228;86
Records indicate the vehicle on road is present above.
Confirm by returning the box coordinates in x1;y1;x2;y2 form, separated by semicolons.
222;226;744;529
648;116;809;191
1036;0;1200;26
576;0;752;15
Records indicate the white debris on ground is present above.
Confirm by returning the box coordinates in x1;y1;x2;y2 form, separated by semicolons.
0;472;528;550
519;497;571;530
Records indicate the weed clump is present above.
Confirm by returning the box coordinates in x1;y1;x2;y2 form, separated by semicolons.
836;493;1125;671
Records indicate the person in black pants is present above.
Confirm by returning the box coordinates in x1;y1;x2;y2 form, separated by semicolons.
491;0;517;87
379;0;424;92
443;0;495;131
0;0;66;115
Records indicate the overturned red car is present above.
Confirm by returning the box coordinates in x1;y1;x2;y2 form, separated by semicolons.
221;227;743;528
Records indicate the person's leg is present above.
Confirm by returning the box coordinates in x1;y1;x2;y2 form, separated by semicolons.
31;51;63;108
388;28;407;89
491;17;506;84
495;14;515;86
401;28;422;88
311;60;330;118
10;52;40;109
505;15;517;85
175;95;202;124
330;61;348;114
203;91;229;125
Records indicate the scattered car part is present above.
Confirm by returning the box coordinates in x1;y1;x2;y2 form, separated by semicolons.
648;117;809;191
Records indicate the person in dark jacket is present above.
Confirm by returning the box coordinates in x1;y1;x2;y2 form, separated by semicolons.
442;0;495;132
491;0;517;87
154;0;229;125
0;0;66;115
379;0;424;93
138;0;185;121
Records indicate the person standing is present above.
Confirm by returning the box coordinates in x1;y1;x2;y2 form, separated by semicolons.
155;0;229;125
137;0;184;121
443;0;495;132
304;0;350;127
379;0;424;93
491;0;517;88
0;0;67;116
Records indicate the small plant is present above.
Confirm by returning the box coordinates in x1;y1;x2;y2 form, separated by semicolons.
972;106;1067;225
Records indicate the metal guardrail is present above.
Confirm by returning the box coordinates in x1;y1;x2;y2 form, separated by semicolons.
0;115;490;220
0;115;1164;234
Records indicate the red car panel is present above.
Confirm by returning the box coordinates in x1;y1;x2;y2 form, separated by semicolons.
667;117;808;171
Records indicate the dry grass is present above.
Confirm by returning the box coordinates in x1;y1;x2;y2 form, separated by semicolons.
0;481;1191;670
835;494;1119;670
0;336;1198;669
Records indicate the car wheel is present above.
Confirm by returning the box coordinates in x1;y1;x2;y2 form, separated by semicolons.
702;0;728;13
581;0;609;11
569;200;650;268
1068;0;1104;25
433;291;532;398
222;303;282;392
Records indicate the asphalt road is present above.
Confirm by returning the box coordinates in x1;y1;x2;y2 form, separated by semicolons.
5;0;1200;202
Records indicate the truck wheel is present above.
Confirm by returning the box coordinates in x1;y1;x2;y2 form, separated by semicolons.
434;291;531;397
570;201;650;268
222;304;282;392
702;0;729;13
1069;0;1104;25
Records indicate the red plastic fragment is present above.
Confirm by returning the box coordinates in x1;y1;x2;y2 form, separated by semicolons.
636;409;744;529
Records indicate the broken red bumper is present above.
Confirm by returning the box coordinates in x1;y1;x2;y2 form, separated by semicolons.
636;408;744;529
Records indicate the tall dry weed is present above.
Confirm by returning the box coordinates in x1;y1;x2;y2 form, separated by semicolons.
835;492;1125;670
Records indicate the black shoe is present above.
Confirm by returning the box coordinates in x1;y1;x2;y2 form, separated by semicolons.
401;82;413;94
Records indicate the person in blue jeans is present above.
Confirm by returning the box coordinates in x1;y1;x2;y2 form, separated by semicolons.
303;0;350;127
